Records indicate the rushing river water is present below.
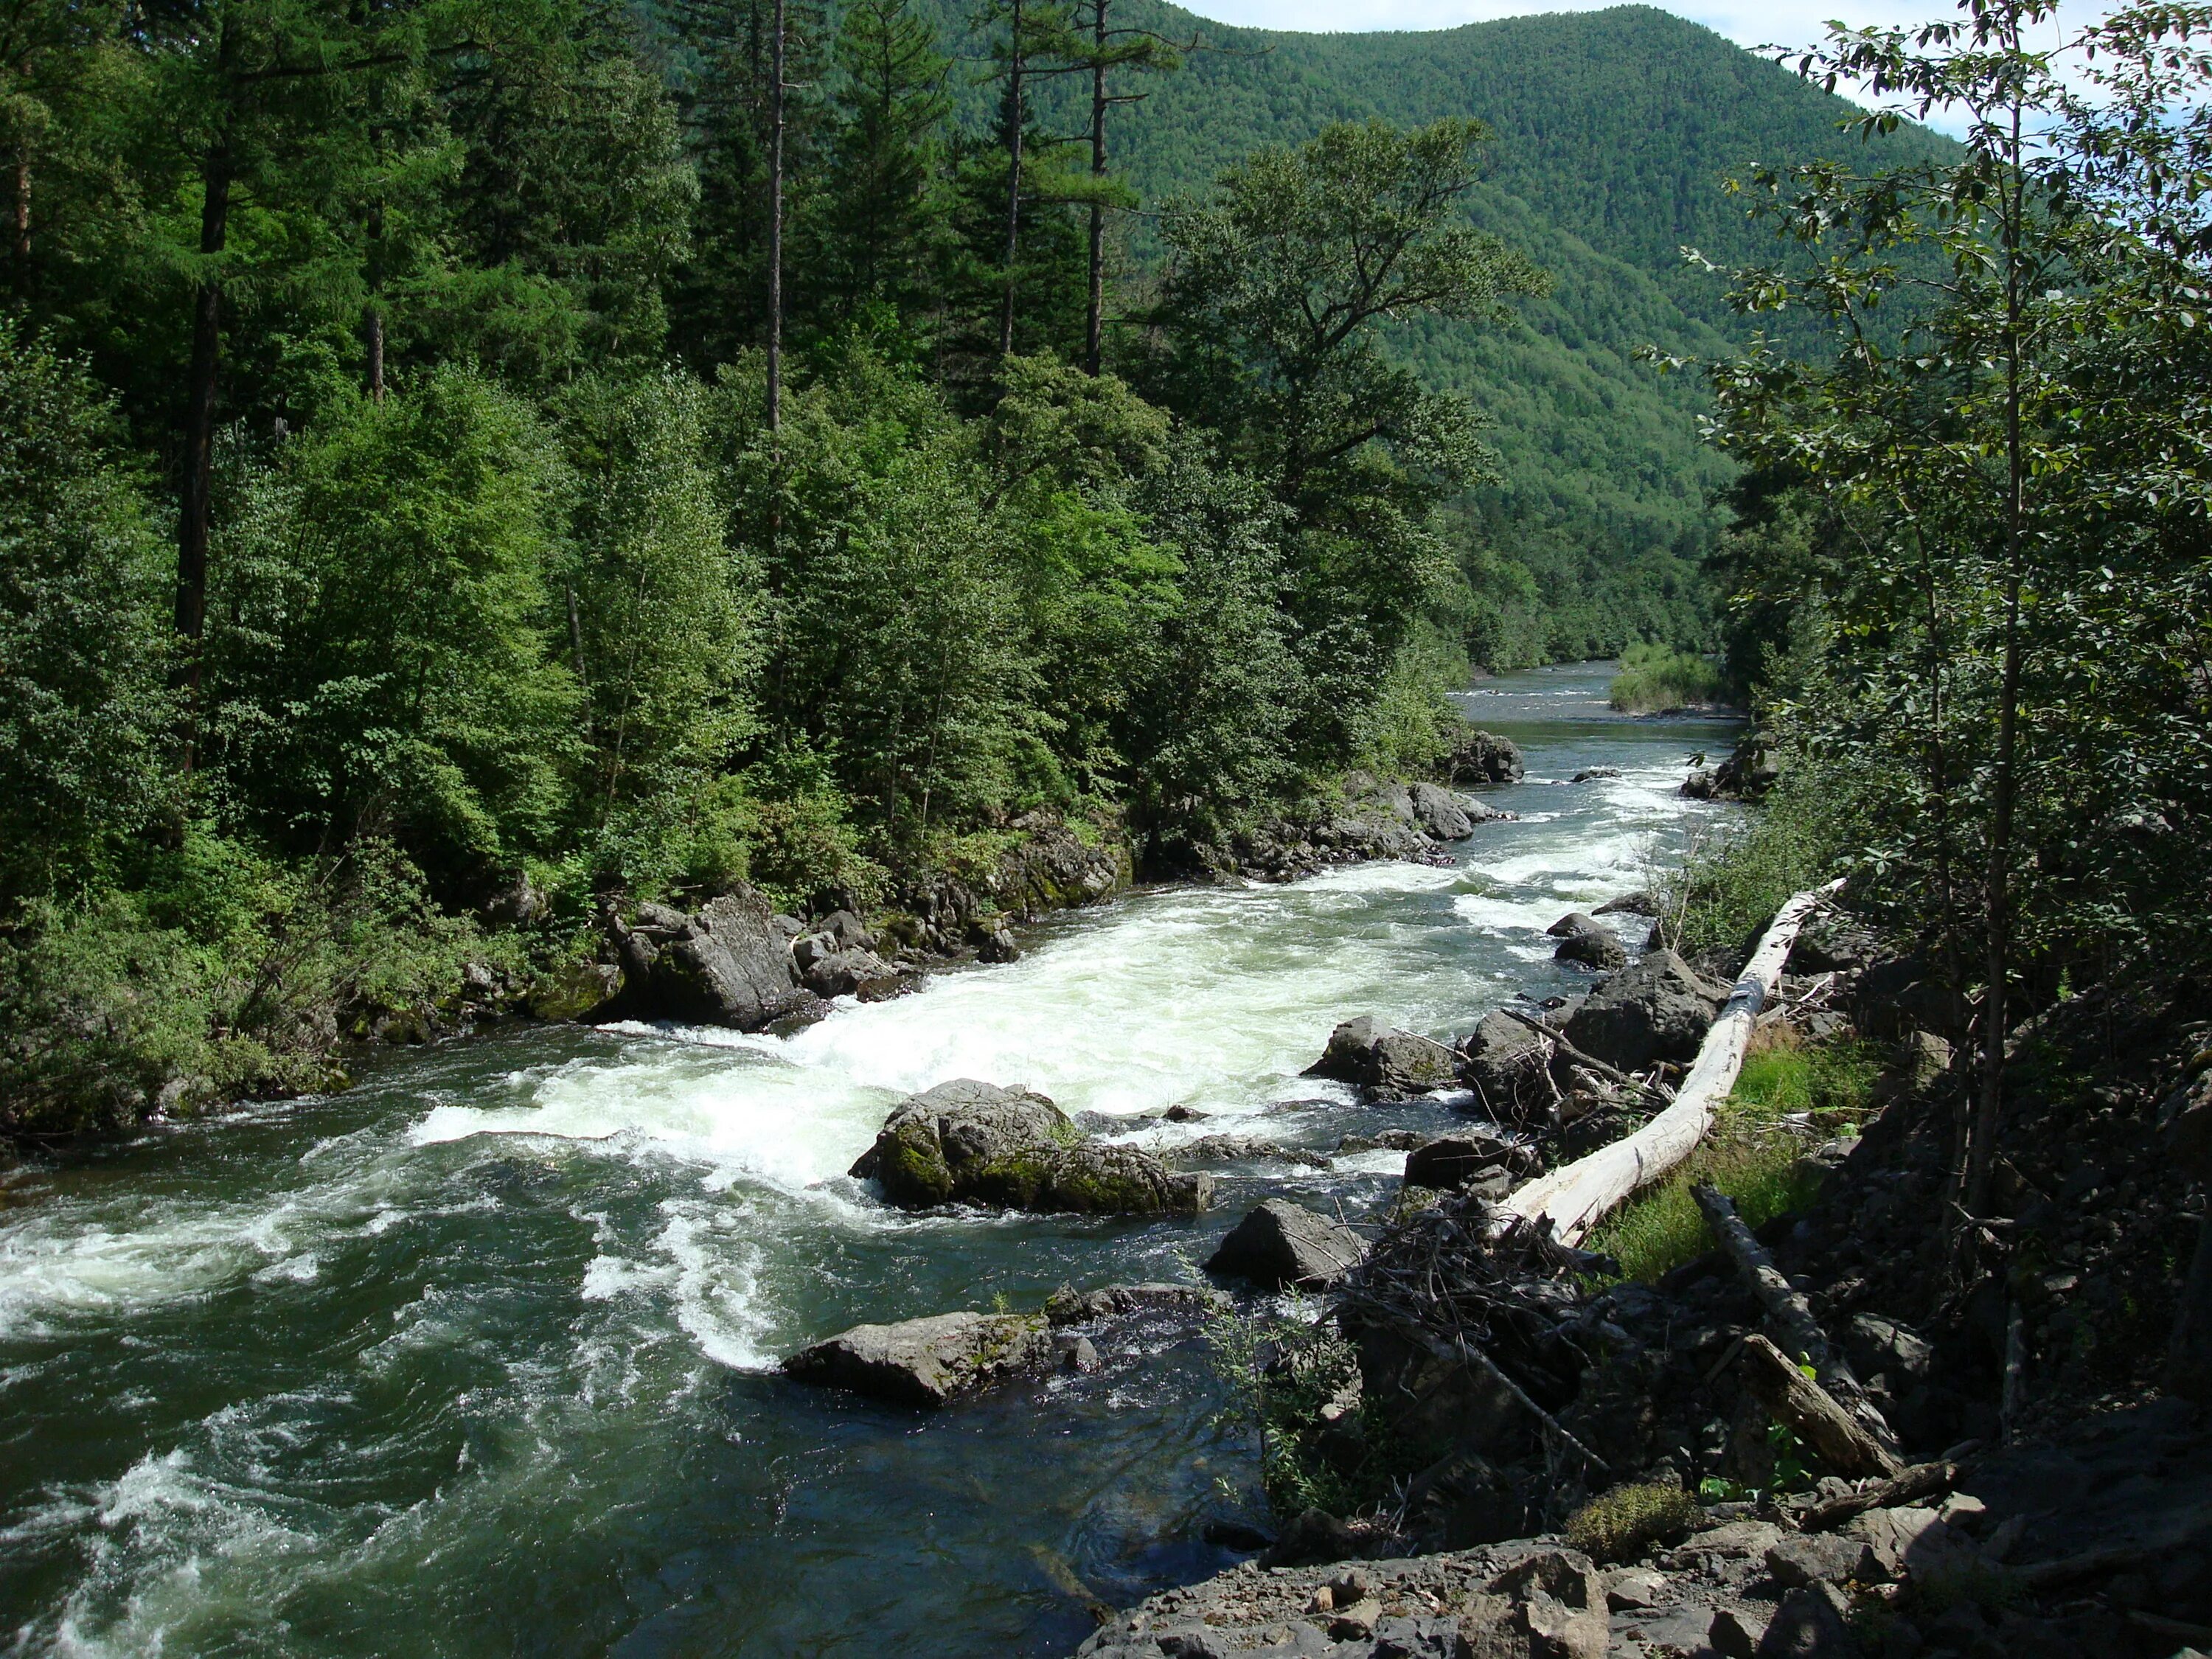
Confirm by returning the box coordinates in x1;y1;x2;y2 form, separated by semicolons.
0;666;1736;1658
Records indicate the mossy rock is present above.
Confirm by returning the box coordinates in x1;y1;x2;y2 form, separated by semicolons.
528;959;624;1023
851;1079;1208;1215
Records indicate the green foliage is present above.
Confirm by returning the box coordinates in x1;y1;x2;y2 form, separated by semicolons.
0;832;509;1139
1608;643;1725;714
1655;767;1857;959
1565;1483;1700;1563
205;369;580;878
1669;0;2212;1210
0;324;177;902
1206;1306;1422;1520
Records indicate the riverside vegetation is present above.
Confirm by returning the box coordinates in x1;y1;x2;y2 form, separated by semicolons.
1082;2;2212;1653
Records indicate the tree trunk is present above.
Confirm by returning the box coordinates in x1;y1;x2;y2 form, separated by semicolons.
1736;1333;1904;1481
999;0;1025;361
1085;0;1107;375
1500;880;1842;1245
366;201;385;402
767;0;785;434
11;145;27;288
1967;77;2030;1220
177;138;234;740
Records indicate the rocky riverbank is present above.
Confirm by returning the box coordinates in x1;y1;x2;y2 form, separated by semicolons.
1044;920;2212;1659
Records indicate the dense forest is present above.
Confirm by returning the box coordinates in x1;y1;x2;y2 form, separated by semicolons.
0;0;1957;1137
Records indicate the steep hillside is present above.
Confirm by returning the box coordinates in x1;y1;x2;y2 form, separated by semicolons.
937;4;1954;660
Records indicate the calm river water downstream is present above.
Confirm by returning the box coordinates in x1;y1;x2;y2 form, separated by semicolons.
0;666;1736;1658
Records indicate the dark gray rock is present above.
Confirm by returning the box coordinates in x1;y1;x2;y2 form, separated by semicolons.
1457;1009;1561;1121
1404;1134;1517;1197
815;908;874;950
1447;726;1526;785
1307;1016;1458;1098
781;1310;1055;1408
1548;911;1628;972
1754;1585;1860;1658
850;1079;1210;1214
799;945;900;999
1843;1314;1934;1388
1571;767;1622;784
647;888;811;1029
1764;1534;1877;1589
1408;781;1475;840
1206;1199;1367;1289
1562;948;1730;1071
1595;891;1660;917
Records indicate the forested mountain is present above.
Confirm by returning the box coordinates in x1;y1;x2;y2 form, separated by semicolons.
0;0;1953;1133
911;2;1961;658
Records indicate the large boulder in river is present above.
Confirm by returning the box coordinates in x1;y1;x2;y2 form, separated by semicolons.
1206;1200;1367;1289
850;1079;1211;1214
641;888;812;1029
1304;1016;1458;1099
1404;1133;1520;1197
1562;948;1730;1072
1445;726;1525;785
1408;782;1475;840
782;1311;1057;1408
1456;1009;1561;1121
1548;911;1627;971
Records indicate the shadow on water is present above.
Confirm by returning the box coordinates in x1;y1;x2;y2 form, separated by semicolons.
0;665;1740;1658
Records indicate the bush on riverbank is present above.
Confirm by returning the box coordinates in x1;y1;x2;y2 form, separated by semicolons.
1608;644;1725;714
1652;765;1856;958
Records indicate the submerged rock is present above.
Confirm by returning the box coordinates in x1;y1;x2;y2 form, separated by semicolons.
782;1310;1057;1408
1306;1016;1458;1099
850;1079;1211;1214
1205;1199;1367;1289
1562;948;1729;1071
1044;1283;1231;1326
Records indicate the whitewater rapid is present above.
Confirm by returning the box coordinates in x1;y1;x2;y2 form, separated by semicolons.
0;668;1739;1659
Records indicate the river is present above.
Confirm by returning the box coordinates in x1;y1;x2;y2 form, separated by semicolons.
0;665;1737;1658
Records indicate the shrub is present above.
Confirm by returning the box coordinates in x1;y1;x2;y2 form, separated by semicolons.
1653;765;1856;958
1566;1483;1701;1562
1608;643;1726;714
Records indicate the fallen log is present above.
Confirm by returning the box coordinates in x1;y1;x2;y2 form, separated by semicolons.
1793;1461;1958;1532
1736;1332;1904;1481
1500;880;1844;1245
1692;1184;1903;1462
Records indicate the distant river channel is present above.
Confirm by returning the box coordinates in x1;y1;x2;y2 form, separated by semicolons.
0;664;1738;1658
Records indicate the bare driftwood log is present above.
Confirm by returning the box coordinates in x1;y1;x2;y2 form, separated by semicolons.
1692;1184;1903;1462
1736;1333;1904;1481
1795;1461;1958;1532
1501;880;1845;1245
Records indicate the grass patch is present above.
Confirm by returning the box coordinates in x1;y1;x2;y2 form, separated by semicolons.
1609;644;1726;714
1584;1034;1877;1284
1566;1483;1701;1562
